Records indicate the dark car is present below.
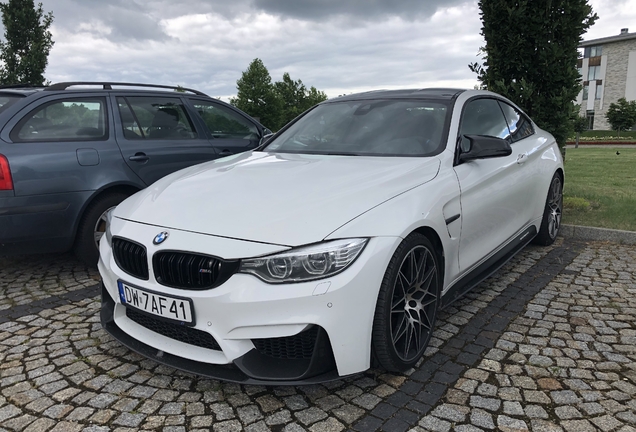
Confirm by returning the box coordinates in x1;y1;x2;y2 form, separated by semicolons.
0;82;270;265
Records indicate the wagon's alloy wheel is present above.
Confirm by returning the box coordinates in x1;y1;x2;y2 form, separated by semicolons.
547;177;562;240
74;192;129;267
94;206;117;249
391;245;438;362
372;233;440;372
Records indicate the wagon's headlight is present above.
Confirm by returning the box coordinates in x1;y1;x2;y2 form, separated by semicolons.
239;238;368;283
104;209;115;247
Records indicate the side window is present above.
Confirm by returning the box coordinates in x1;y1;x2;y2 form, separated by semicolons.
498;101;534;142
119;96;197;140
12;98;107;142
459;98;510;149
191;99;258;140
460;98;510;139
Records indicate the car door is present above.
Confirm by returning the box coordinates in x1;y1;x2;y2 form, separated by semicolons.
113;95;218;185
0;94;136;247
187;98;261;157
453;97;537;273
2;95;121;197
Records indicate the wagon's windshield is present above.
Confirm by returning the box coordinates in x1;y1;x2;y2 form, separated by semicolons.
264;99;450;156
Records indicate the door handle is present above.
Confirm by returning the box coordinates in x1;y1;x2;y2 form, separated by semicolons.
129;152;149;162
219;150;233;156
516;153;528;164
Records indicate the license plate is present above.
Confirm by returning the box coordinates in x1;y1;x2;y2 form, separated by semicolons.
118;281;194;325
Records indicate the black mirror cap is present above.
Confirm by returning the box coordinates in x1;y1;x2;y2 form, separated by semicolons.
459;135;512;162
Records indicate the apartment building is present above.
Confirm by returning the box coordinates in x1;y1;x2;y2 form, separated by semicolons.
577;28;636;130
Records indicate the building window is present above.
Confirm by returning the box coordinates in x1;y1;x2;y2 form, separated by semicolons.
595;84;603;100
586;110;595;130
587;65;600;80
582;85;589;100
584;45;602;58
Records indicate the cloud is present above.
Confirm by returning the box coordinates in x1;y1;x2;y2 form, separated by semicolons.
34;0;636;103
41;0;483;100
251;0;467;21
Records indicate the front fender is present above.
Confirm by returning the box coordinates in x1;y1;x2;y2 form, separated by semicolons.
325;166;462;292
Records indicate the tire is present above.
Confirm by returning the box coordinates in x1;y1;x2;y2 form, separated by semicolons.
372;233;441;372
74;192;129;266
532;173;563;246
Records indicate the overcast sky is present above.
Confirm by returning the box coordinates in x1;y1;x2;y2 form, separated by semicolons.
29;0;636;101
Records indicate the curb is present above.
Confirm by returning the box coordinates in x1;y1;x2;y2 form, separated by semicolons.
561;224;636;245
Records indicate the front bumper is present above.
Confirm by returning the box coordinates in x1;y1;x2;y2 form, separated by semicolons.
99;218;400;384
101;282;345;385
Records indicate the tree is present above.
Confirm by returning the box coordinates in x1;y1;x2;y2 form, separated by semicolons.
274;72;306;126
571;113;588;148
606;98;636;137
0;0;54;86
230;58;282;130
274;72;328;126
469;0;597;148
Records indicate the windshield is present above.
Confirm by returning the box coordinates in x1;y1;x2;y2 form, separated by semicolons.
264;99;450;156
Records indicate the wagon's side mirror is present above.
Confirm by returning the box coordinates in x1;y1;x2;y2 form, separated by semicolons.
259;133;275;146
458;135;512;163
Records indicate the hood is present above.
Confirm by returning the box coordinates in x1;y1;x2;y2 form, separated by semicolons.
115;151;440;246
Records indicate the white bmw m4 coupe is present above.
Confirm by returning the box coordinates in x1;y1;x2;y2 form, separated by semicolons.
99;89;563;384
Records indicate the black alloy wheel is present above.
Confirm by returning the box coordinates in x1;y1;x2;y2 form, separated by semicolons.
372;233;440;372
533;173;563;246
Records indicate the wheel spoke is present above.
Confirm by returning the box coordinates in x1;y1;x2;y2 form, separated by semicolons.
415;250;427;282
392;313;408;342
403;322;413;358
409;252;417;285
391;297;406;312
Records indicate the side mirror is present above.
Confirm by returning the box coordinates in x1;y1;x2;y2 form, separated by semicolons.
458;135;512;163
259;133;275;146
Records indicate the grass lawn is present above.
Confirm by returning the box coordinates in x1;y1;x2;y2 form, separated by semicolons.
563;147;636;232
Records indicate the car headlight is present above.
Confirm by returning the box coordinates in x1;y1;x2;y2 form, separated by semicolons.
239;238;368;283
104;209;115;247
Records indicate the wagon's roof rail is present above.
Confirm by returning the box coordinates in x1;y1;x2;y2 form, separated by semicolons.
45;82;209;97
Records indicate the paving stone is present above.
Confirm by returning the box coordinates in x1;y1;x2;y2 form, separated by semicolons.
469;395;501;412
430;403;469;422
497;415;529;432
295;407;328;426
470;408;495;430
2;238;635;432
530;419;565;432
419;415;451;432
591;415;624;432
561;419;599;432
555;406;583;420
525;405;549;419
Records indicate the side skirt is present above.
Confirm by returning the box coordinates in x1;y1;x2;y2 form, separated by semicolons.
440;225;537;310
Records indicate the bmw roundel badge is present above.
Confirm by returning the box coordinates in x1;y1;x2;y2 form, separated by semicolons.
153;231;169;245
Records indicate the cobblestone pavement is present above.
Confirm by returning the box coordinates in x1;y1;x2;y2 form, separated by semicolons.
0;238;634;432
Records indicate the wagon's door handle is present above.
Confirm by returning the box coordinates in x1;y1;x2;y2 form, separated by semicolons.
516;153;528;164
129;152;149;162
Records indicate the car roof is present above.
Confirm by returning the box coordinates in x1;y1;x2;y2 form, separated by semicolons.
327;88;466;103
